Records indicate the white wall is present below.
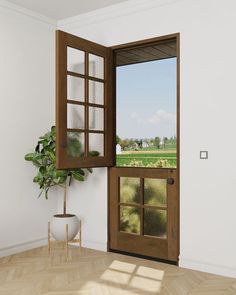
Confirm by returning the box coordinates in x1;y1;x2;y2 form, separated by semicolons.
0;4;57;256
59;0;236;278
58;168;108;251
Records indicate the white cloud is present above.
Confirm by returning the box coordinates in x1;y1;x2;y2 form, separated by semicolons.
147;109;176;125
120;109;176;138
131;112;144;123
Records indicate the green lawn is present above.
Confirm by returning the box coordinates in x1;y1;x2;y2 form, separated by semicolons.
116;151;177;168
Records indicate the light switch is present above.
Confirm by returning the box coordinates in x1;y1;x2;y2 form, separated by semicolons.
200;151;208;159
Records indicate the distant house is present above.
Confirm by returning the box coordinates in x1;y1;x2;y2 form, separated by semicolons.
116;144;122;154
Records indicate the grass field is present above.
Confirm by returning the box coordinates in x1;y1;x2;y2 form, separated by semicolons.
116;150;177;168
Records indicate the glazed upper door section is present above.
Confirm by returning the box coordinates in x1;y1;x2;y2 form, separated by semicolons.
56;30;114;169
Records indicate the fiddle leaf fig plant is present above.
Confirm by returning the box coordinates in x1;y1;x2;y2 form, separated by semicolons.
25;126;92;201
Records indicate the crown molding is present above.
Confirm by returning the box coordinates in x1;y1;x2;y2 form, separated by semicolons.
58;0;183;29
0;0;57;26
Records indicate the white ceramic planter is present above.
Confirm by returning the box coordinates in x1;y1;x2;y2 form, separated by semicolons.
50;214;80;241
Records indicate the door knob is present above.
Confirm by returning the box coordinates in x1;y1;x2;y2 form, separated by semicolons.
167;178;174;185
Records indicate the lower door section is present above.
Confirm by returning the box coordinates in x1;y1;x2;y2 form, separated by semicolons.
109;167;179;262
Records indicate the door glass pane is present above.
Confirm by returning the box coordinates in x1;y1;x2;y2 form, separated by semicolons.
67;104;84;129
67;75;84;102
120;177;140;204
89;54;104;79
89;133;104;156
144;208;167;238
116;58;177;168
67;47;85;74
89;80;104;105
120;205;140;234
144;178;167;207
89;107;104;131
67;131;85;158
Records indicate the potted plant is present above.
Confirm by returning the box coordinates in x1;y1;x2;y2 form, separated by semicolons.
24;126;92;241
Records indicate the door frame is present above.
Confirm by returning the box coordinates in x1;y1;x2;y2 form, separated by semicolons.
107;32;180;262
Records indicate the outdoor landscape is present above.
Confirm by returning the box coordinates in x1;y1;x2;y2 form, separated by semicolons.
115;56;176;235
116;58;177;169
116;135;177;168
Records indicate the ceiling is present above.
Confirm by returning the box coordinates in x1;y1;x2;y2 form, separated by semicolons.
6;0;129;20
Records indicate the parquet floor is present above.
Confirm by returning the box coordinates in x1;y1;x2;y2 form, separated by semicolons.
0;244;235;295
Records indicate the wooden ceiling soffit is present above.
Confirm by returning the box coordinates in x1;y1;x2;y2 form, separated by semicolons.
115;40;176;66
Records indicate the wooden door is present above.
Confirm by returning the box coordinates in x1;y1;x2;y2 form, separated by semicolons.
56;30;114;169
109;34;180;262
109;167;179;261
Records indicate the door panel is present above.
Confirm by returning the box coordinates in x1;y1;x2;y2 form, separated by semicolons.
109;167;179;261
56;30;114;169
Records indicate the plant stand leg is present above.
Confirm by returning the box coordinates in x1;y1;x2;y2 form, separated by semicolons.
79;220;82;249
48;222;51;253
66;224;69;259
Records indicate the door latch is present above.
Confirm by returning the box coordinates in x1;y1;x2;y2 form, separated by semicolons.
167;178;174;185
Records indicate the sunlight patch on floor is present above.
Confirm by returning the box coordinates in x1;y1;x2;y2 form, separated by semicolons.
100;268;131;284
99;259;164;294
109;260;137;273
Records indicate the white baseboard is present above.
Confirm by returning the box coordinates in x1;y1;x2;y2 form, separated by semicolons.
179;257;236;278
0;237;47;258
82;240;107;252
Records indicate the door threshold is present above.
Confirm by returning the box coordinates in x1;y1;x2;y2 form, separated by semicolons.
109;248;178;266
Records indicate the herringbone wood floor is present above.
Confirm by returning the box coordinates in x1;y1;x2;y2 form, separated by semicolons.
0;245;235;295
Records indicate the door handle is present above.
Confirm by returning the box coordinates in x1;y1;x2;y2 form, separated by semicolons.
167;178;174;185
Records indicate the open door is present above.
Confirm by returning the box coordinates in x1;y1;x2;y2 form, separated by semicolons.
109;34;180;262
56;30;179;263
56;30;114;169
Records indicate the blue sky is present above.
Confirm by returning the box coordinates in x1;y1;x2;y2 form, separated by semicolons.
116;58;177;139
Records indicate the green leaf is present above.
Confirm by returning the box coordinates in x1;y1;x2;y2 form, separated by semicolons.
53;176;66;184
35;144;40;152
75;168;85;176
89;150;100;157
58;176;67;184
25;125;92;199
39;166;46;174
72;171;84;181
55;170;68;178
25;153;37;161
45;150;56;161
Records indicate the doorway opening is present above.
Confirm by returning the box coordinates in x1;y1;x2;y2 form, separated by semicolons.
109;34;180;263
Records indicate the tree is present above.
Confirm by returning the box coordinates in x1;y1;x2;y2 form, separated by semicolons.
120;138;130;150
153;136;161;149
163;137;168;149
134;139;142;148
116;135;121;144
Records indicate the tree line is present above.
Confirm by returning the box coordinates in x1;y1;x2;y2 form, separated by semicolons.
116;135;176;150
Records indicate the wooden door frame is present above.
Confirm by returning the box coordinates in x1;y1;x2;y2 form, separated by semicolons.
107;32;180;262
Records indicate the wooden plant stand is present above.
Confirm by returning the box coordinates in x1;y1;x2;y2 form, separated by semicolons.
48;220;82;258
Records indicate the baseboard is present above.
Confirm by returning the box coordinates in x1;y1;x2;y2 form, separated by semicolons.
0;237;47;258
179;257;236;278
82;240;107;252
